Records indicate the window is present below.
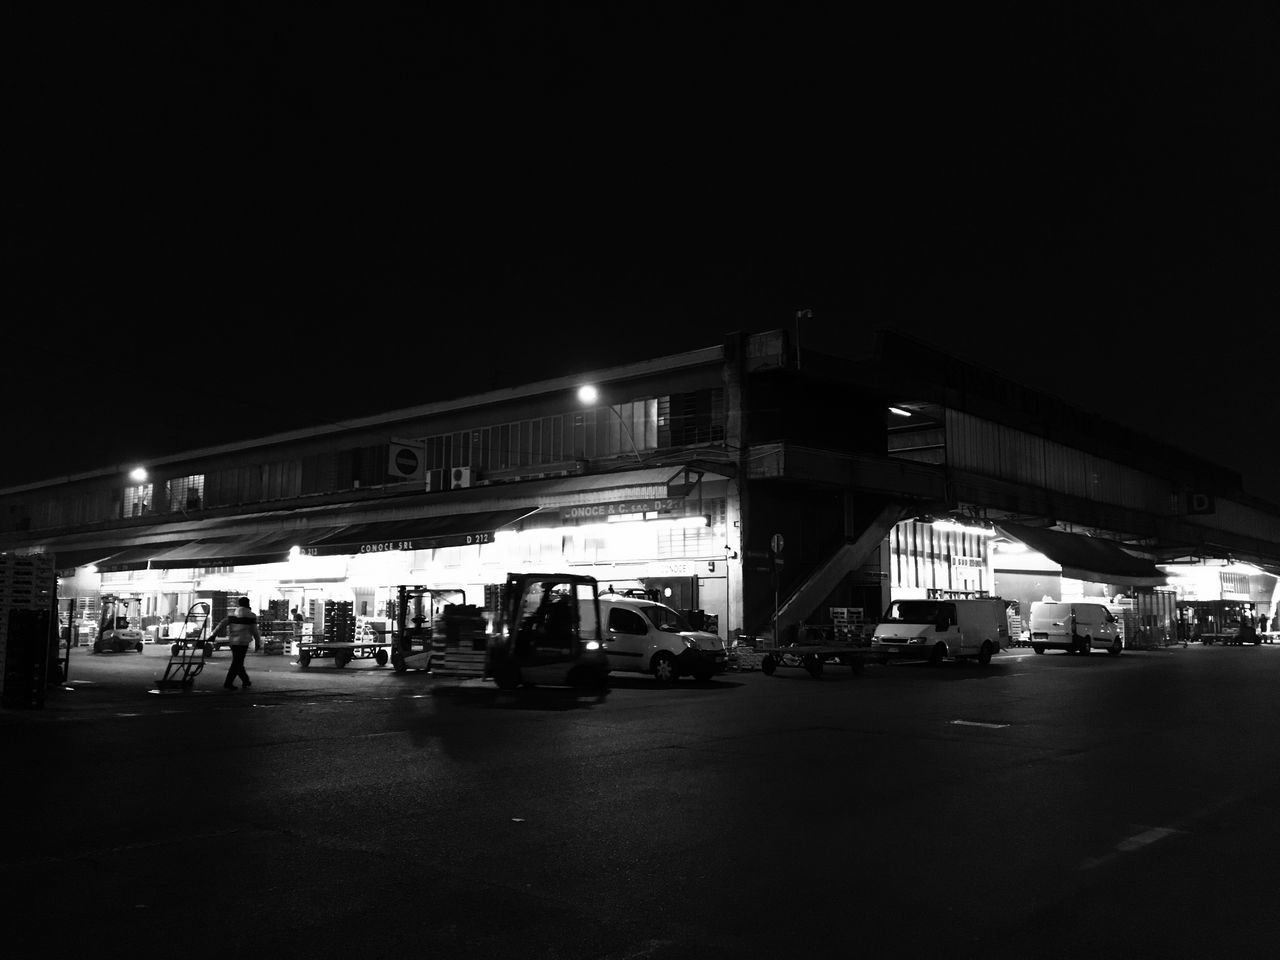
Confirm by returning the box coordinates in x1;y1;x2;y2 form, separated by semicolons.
167;475;204;513
123;482;153;518
608;608;648;635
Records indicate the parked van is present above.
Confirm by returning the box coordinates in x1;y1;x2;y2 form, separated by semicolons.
870;598;1009;665
1028;601;1122;656
598;595;727;683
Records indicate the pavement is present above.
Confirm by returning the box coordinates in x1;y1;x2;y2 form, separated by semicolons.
1;638;421;720
7;636;1217;721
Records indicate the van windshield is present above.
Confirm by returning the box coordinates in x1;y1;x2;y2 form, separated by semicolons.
642;604;693;633
882;600;956;625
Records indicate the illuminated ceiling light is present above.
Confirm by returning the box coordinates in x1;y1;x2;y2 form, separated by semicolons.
675;515;710;528
889;406;912;417
576;384;599;405
932;518;996;537
129;467;149;482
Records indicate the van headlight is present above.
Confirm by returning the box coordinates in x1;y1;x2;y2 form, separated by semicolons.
682;637;699;650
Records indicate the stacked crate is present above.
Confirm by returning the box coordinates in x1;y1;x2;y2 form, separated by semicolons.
830;607;866;643
323;601;355;644
261;622;291;656
430;604;488;678
1;554;57;708
729;639;760;671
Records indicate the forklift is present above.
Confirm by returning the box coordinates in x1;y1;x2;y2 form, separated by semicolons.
93;593;146;654
487;572;610;692
389;585;470;673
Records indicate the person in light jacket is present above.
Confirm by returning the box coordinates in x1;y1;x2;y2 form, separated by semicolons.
210;596;261;690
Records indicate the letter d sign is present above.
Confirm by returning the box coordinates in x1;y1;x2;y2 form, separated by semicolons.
1187;492;1215;515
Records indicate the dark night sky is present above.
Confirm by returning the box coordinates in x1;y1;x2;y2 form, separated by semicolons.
7;5;1280;501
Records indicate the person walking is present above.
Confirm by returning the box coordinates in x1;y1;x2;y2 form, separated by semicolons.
210;596;261;690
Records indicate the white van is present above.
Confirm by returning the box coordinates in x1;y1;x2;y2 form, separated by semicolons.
598;595;727;683
1028;601;1122;656
870;598;1009;665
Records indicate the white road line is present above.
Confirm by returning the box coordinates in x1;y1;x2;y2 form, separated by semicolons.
1116;826;1181;851
949;719;1009;728
1080;825;1186;870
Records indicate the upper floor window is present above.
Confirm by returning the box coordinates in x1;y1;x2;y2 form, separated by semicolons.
123;482;153;518
168;475;204;513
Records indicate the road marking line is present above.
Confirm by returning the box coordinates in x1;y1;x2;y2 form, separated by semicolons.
1116;826;1182;852
949;719;1009;728
1080;825;1185;870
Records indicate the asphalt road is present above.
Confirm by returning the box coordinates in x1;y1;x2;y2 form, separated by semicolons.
6;641;1280;959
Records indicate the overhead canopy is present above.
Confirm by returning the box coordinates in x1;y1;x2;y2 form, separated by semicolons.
996;522;1169;587
94;541;197;573
52;546;127;575
146;531;308;569
307;507;539;556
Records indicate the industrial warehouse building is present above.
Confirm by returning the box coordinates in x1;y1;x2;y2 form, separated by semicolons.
3;327;1280;656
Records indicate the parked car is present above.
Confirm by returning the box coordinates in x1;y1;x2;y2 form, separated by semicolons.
598;595;727;683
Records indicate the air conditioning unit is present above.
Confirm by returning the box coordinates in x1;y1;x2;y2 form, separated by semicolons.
450;467;473;490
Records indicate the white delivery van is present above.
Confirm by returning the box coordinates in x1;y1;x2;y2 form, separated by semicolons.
1028;601;1122;656
598;595;728;683
870;598;1009;665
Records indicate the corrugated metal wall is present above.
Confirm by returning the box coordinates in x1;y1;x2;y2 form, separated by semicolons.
946;410;1172;513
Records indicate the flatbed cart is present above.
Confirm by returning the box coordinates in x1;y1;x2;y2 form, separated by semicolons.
297;623;391;668
760;641;890;678
152;602;211;693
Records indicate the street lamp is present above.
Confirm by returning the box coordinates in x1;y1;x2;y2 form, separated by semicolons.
129;466;148;482
577;384;644;464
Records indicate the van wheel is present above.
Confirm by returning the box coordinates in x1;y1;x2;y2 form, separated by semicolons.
651;652;678;684
928;643;946;666
978;640;994;666
1032;643;1045;655
1108;638;1122;657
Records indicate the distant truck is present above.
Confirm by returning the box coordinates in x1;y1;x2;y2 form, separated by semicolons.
870;598;1009;665
1028;601;1122;656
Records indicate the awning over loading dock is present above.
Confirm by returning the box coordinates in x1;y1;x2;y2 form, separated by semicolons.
146;531;308;569
306;507;539;556
51;546;129;575
996;522;1169;587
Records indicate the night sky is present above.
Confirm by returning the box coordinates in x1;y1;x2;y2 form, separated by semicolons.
8;6;1279;501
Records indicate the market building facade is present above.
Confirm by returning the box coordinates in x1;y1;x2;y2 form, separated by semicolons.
4;328;1280;660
